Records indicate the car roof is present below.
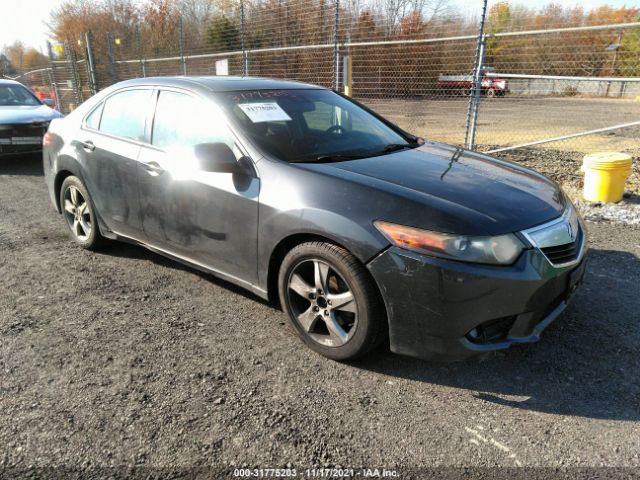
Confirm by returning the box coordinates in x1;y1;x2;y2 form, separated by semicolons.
114;76;326;92
0;79;23;86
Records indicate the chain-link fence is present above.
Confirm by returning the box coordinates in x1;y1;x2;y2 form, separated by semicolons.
7;0;640;162
6;67;55;105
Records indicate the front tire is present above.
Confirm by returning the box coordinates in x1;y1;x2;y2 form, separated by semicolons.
59;176;105;250
278;241;386;361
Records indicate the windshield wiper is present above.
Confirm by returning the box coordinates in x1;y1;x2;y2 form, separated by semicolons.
311;154;367;162
380;143;412;154
299;144;414;163
362;143;413;158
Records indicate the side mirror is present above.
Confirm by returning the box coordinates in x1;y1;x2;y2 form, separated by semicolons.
43;98;54;107
194;142;240;174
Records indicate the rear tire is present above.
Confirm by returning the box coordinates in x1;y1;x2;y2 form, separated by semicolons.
278;241;386;361
59;176;105;250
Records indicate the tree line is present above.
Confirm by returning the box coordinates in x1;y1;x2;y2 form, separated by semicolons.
2;0;638;91
1;41;49;77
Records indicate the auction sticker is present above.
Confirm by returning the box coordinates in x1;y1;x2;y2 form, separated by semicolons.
238;102;292;123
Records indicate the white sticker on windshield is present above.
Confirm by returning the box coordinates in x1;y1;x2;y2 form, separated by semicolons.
238;102;292;123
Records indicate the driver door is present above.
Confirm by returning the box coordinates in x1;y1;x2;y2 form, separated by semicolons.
137;89;259;284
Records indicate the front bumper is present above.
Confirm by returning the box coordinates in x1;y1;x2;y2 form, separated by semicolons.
0;144;43;156
0;123;47;156
367;246;587;361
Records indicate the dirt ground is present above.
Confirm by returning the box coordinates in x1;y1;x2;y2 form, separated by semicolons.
0;154;639;479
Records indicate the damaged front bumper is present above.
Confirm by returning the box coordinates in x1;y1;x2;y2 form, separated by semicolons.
367;245;588;361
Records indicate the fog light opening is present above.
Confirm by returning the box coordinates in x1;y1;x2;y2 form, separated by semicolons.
465;316;517;344
467;328;480;340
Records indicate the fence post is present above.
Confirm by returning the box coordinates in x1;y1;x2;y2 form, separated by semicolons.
46;41;62;112
343;55;352;96
65;41;83;108
136;25;147;77
240;0;248;76
106;32;118;83
464;0;488;150
467;36;486;150
179;17;187;75
333;0;340;90
84;31;98;95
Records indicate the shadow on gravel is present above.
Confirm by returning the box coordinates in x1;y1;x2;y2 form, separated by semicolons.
0;153;43;176
97;240;272;306
355;248;640;421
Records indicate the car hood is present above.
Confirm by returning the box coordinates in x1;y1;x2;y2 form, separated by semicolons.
296;142;565;236
0;105;62;124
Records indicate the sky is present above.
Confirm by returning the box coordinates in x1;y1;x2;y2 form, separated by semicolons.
0;0;67;53
0;0;639;52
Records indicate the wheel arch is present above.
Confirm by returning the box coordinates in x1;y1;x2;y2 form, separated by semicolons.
53;169;77;213
52;154;85;213
267;233;332;305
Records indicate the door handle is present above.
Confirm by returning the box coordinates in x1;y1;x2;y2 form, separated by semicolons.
81;140;95;152
144;161;165;176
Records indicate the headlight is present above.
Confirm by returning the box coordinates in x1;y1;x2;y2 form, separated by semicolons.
374;221;524;265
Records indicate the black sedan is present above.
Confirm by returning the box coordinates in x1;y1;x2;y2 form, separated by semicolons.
43;76;587;361
0;79;62;156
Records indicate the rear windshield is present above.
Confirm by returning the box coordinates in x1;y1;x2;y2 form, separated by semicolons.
0;85;41;107
217;89;410;163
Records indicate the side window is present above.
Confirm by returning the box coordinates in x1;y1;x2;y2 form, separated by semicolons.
99;89;151;141
85;102;103;130
152;90;235;150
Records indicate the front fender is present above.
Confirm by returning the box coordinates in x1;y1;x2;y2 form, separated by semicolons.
48;152;86;213
257;205;389;289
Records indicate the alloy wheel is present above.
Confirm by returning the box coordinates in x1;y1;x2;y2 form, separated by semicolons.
63;185;92;242
286;258;358;347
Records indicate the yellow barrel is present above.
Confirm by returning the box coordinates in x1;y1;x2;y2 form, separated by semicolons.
581;152;633;203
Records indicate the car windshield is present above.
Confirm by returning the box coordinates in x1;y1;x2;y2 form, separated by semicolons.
217;89;415;162
0;85;42;107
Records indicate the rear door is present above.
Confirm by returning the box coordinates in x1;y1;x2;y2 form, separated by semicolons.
137;89;260;284
78;88;153;239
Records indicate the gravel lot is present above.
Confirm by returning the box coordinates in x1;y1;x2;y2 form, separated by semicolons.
1;154;639;478
496;148;640;226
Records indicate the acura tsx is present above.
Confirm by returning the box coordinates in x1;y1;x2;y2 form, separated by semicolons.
43;76;587;361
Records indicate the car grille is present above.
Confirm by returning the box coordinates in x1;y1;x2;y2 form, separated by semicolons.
522;204;585;268
0;123;48;140
540;224;583;266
